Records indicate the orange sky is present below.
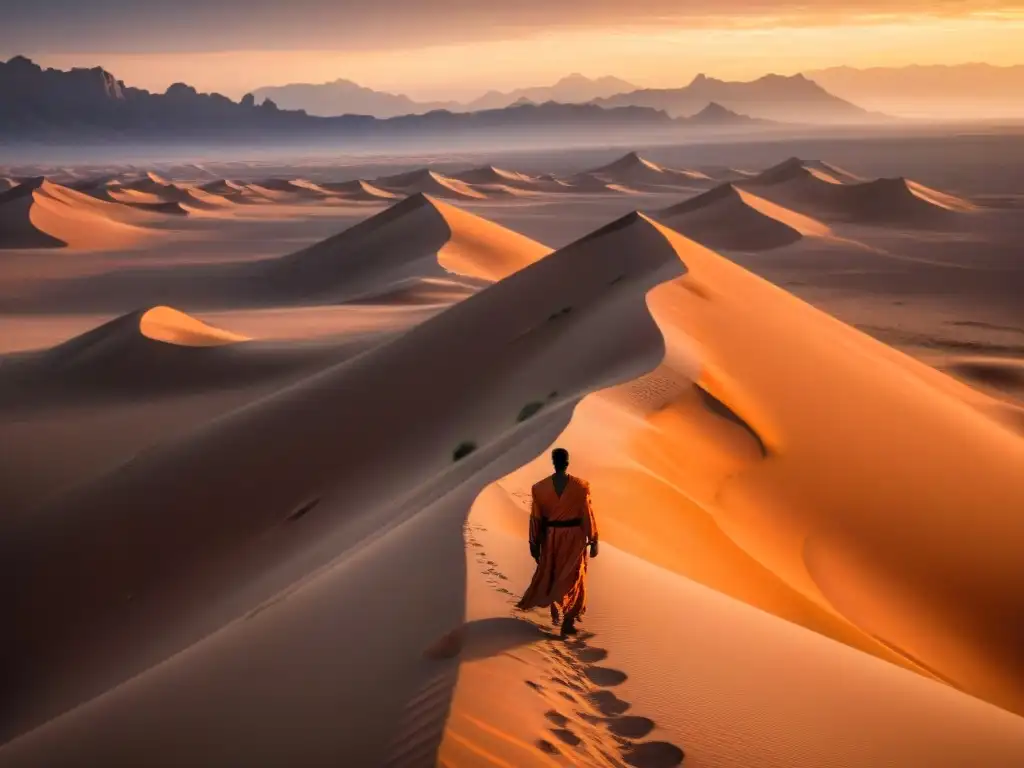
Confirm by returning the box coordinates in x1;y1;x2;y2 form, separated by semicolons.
6;3;1024;99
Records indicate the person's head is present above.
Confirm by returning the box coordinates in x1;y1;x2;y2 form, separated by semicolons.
551;447;569;473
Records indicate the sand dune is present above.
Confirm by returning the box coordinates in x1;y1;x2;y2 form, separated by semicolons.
119;174;181;197
451;165;540;188
0;179;154;250
179;187;237;210
943;356;1024;399
371;169;488;200
199;179;247;196
586;151;714;189
246;179;335;202
76;181;188;216
837;177;976;223
265;194;549;301
494;216;1024;714
739;159;975;227
0;180;65;248
698;165;758;181
0;307;354;408
193;179;272;206
0;194;547;313
745;156;848;187
746;156;858;186
558;173;640;195
319;179;401;201
657;183;832;250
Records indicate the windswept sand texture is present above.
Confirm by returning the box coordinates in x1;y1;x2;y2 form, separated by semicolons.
2;144;1024;767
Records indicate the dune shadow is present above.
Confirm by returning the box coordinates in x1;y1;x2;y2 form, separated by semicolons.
425;617;550;661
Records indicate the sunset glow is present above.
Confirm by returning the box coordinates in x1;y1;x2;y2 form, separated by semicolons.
7;5;1024;98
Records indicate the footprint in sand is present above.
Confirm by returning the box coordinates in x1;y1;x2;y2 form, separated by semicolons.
518;618;686;767
544;710;570;727
605;715;656;739
549;674;587;693
622;741;685;768
573;647;609;663
536;739;560;755
584;666;628;687
550;727;582;747
586;690;630;716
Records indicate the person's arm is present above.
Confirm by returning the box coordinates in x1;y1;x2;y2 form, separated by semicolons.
582;482;599;557
528;490;543;561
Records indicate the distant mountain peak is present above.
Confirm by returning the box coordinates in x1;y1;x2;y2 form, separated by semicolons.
593;71;875;124
683;101;770;126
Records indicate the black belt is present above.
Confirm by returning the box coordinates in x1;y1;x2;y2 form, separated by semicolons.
542;517;582;529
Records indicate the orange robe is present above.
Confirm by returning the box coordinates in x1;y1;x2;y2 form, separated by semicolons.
516;475;599;623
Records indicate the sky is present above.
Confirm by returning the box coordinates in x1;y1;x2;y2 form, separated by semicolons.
2;1;1024;99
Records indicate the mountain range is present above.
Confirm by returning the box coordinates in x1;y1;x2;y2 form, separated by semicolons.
592;73;877;124
252;73;637;118
805;63;1024;119
250;71;874;123
0;57;786;145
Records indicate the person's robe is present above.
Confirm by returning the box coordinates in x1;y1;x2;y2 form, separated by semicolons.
516;474;599;623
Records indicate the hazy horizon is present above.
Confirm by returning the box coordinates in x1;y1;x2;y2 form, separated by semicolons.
3;1;1024;100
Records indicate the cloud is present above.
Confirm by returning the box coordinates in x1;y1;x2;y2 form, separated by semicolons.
2;0;1021;55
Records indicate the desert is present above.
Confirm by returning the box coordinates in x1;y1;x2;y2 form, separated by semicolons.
3;25;1024;768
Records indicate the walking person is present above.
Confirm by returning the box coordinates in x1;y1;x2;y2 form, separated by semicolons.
516;448;599;636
